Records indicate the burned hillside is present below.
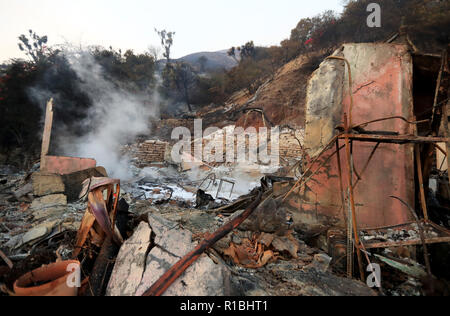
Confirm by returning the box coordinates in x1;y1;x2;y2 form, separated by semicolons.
1;36;450;297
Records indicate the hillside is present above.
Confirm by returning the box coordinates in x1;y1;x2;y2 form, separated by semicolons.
179;50;238;71
195;50;327;131
157;50;238;72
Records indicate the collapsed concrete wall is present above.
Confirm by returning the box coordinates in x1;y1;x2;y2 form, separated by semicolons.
123;121;304;171
187;126;304;167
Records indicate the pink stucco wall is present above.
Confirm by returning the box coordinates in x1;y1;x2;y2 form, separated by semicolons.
288;44;415;229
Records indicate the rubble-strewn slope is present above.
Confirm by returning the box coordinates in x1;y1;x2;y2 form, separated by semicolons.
196;51;327;130
235;55;312;129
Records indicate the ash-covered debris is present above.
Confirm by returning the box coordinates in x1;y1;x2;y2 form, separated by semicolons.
0;158;380;297
0;164;91;296
2;159;449;297
360;225;440;243
3;40;450;296
103;203;376;297
0;165;87;253
120;163;263;209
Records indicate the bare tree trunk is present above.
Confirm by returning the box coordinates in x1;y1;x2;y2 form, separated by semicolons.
183;82;192;112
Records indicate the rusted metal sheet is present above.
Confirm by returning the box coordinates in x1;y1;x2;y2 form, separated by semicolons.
290;43;416;229
43;156;97;175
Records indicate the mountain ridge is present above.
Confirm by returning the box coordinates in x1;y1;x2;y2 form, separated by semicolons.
157;49;239;72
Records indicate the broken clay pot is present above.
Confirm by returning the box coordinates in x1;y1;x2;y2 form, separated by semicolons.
13;260;80;296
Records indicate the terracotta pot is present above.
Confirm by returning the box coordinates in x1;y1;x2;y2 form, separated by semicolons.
14;260;80;296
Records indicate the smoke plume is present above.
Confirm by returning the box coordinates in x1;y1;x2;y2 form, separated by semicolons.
35;51;159;179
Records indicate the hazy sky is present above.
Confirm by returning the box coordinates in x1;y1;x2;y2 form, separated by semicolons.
0;0;344;63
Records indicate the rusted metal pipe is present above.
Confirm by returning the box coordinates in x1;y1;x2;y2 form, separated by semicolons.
415;145;429;221
352;116;430;131
432;143;447;158
336;140;353;278
280;142;345;204
343;114;365;281
336;140;348;226
354;142;380;189
430;49;447;134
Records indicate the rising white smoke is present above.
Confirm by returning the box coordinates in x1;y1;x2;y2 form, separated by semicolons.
58;52;159;179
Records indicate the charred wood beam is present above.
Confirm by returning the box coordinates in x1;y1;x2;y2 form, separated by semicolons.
441;48;450;194
343;114;365;282
430;49;449;136
415;145;429;221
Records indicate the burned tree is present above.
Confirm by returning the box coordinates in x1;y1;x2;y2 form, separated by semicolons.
18;30;49;64
167;62;198;112
155;29;176;63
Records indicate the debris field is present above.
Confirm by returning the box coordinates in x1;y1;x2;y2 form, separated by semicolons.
1;39;450;297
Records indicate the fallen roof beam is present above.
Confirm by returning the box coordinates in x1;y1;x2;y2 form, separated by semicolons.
338;134;450;144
